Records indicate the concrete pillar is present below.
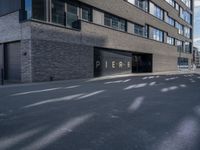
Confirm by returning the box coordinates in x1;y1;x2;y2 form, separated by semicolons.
127;22;134;34
93;9;104;25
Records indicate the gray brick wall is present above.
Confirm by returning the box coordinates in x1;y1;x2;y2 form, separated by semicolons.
0;12;21;43
31;40;94;82
21;40;32;82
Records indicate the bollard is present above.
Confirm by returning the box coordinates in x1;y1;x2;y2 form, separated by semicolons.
1;69;4;85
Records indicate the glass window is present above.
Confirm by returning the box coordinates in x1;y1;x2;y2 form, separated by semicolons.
184;27;191;38
149;27;164;42
165;13;175;26
178;57;189;67
184;42;191;53
127;0;148;11
175;22;184;35
134;24;147;37
24;0;32;19
66;3;78;27
176;40;183;52
32;0;47;21
167;36;175;45
81;5;92;21
165;0;175;7
181;0;191;9
149;2;164;20
175;3;179;11
104;14;126;31
180;7;191;24
52;0;65;25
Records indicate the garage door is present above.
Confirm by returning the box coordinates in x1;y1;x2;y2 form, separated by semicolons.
4;42;21;81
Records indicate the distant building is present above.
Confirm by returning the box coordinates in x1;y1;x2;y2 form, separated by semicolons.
0;0;194;83
193;47;200;67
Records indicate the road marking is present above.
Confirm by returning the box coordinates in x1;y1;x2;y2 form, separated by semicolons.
124;83;147;90
180;84;186;88
0;113;7;117
0;128;43;150
128;96;145;112
11;85;82;96
104;79;131;84
156;117;199;150
165;77;178;81
77;90;105;100
149;82;156;86
21;114;93;150
11;87;62;96
161;86;178;93
63;85;80;89
23;94;84;108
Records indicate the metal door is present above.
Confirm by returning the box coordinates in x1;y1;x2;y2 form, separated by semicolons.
4;42;21;81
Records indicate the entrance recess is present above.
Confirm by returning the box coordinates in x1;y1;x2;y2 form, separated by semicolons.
4;42;21;82
94;48;153;77
94;48;132;77
132;53;152;73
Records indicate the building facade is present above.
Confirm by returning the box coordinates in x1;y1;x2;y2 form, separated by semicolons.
193;47;200;67
0;0;194;82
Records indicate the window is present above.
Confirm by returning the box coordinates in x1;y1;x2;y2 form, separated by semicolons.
104;14;126;31
135;0;148;11
175;3;180;11
134;24;147;37
184;42;191;53
178;57;189;67
167;36;175;45
32;0;47;21
165;0;175;7
52;0;65;25
165;13;175;26
149;2;164;20
23;0;81;29
184;27;191;38
126;0;148;11
177;40;183;52
180;7;191;24
175;22;184;35
66;3;78;27
24;0;32;19
181;0;191;9
149;27;164;42
81;5;92;21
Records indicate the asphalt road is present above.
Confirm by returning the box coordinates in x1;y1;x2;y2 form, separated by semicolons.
0;74;200;150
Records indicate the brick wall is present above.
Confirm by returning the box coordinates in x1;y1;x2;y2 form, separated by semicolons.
31;40;94;82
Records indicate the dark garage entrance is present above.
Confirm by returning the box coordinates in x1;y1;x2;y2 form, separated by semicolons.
94;48;152;77
1;42;21;82
132;53;152;73
94;48;132;77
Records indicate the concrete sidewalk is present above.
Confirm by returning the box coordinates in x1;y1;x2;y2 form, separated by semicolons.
1;70;200;88
88;70;200;81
